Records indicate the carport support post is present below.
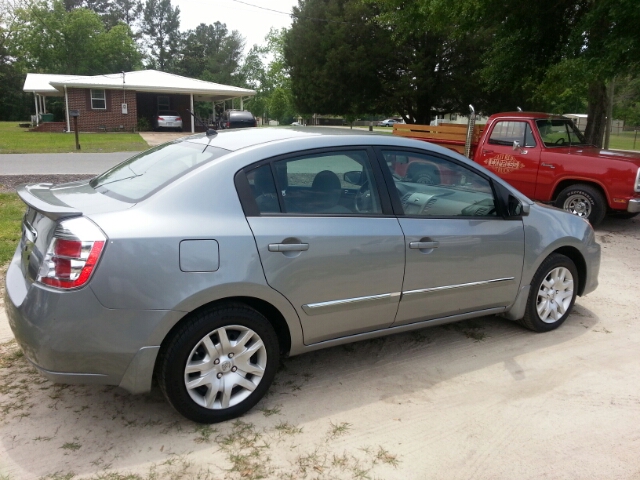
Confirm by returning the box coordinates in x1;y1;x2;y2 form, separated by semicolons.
64;86;71;133
33;93;39;126
240;96;243;111
190;94;195;133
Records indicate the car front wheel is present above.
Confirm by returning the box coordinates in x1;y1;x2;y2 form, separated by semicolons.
157;303;279;423
519;253;578;332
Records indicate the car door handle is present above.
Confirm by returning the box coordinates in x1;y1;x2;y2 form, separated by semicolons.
268;243;309;252
541;163;555;169
482;149;494;154
409;241;439;249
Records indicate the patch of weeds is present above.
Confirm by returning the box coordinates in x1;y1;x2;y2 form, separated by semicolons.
193;424;216;444
464;330;487;342
593;327;612;334
296;449;326;476
375;446;400;467
275;421;303;436
328;421;351;439
33;436;53;442
60;442;81;451
259;405;282;417
216;420;272;479
40;472;76;480
0;340;23;369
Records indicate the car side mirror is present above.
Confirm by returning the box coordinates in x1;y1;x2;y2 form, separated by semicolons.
508;195;529;216
512;140;521;151
343;171;363;185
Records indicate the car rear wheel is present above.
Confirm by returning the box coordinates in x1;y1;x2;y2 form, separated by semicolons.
519;253;578;332
554;184;606;226
157;303;279;423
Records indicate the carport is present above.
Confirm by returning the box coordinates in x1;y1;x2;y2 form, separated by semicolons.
23;70;256;133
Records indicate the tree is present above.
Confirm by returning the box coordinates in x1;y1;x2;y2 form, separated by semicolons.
177;22;244;85
473;0;640;146
141;0;180;71
240;29;296;123
285;0;395;119
11;0;141;75
285;0;485;123
0;1;32;121
613;76;640;128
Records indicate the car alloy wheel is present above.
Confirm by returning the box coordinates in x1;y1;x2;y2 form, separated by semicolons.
184;325;267;409
157;303;279;423
535;266;574;323
519;253;578;332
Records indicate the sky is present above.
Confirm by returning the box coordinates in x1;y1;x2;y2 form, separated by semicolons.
172;0;300;52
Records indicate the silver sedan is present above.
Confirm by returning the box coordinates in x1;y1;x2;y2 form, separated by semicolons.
5;128;600;423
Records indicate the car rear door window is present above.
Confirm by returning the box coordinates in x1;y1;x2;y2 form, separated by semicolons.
245;150;383;215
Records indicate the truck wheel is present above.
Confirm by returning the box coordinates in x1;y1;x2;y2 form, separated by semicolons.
519;253;578;333
554;184;606;226
157;303;279;423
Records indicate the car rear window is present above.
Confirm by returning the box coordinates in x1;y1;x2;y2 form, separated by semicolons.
160;111;180;116
90;142;229;202
230;112;255;120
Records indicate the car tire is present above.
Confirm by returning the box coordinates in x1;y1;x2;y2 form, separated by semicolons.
157;303;279;423
519;253;578;332
554;184;606;226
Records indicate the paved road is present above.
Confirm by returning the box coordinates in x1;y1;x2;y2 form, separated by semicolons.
0;152;139;175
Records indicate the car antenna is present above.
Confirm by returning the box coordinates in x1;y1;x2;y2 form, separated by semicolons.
517;106;522;112
187;109;217;136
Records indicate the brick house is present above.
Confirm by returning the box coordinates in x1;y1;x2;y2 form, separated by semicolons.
23;70;256;133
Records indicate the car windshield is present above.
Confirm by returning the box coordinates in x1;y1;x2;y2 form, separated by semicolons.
90;142;229;202
535;119;589;147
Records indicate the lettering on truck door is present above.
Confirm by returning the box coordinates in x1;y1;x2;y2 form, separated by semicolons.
477;120;541;197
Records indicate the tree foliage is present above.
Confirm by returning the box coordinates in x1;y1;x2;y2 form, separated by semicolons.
141;0;180;71
244;28;296;124
177;22;244;85
285;0;396;119
11;0;141;74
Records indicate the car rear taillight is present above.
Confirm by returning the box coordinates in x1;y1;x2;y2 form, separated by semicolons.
37;217;107;290
158;117;165;121
175;117;181;121
226;122;230;128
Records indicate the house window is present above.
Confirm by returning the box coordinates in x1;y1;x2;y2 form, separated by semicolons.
157;96;170;111
91;89;106;110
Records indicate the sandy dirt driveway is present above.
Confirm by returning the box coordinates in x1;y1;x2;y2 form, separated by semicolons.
0;216;639;480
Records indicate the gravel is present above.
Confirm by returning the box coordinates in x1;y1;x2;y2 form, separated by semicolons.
0;174;94;193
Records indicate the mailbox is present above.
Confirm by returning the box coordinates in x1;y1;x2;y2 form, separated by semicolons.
69;109;80;117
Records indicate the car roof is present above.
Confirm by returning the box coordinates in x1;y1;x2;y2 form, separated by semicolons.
181;127;383;152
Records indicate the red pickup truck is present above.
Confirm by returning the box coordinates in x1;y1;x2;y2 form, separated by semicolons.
393;112;640;226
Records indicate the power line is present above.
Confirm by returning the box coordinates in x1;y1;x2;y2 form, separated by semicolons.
229;0;355;25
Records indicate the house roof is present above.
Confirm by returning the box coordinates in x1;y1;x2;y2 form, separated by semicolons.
24;70;256;101
23;73;82;96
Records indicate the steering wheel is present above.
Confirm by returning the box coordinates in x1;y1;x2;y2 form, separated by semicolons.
554;137;566;145
355;182;373;212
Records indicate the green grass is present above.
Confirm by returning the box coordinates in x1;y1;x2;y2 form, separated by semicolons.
0;122;148;154
0;193;23;265
609;130;640;151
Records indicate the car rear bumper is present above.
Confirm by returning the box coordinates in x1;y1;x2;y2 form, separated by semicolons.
4;247;180;393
